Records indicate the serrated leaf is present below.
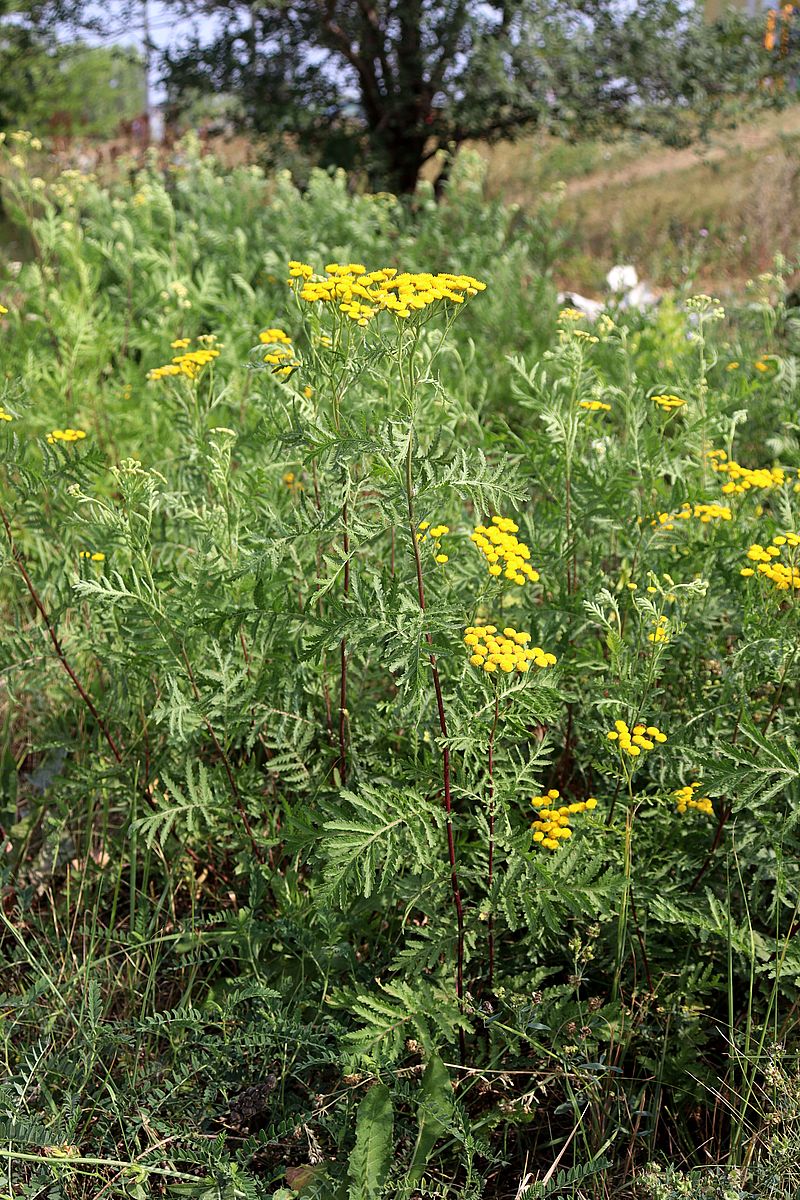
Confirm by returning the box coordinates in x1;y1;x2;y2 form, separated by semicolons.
408;1053;451;1184
347;1084;393;1200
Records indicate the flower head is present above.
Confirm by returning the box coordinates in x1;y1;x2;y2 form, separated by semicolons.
648;615;670;644
742;532;800;590
259;328;299;376
464;625;556;674
47;428;86;444
417;521;450;564
606;719;667;757
289;261;486;326
652;501;732;530
674;782;713;816
531;790;599;850
259;327;293;345
147;347;220;382
709;450;793;495
652;394;685;412
471;516;540;585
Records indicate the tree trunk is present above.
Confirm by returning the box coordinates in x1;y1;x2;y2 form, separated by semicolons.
375;126;429;193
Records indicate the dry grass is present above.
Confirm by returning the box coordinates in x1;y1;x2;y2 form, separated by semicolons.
462;106;800;294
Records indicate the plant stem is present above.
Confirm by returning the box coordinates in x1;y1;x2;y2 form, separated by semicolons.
564;469;574;595
487;689;499;989
612;775;635;1004
339;497;350;783
405;432;466;1060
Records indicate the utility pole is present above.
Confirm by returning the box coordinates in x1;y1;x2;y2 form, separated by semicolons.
142;0;152;144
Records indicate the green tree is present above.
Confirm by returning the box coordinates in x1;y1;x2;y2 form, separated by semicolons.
158;0;793;192
0;2;145;138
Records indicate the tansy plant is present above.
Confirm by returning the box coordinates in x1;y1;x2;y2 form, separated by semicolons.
5;140;800;1192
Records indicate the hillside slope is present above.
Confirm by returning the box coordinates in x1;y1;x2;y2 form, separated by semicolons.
470;106;800;294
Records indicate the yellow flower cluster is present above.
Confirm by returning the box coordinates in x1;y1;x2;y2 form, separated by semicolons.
470;517;540;585
648;615;670;644
741;533;800;590
652;394;685;411
571;329;599;343
260;328;300;376
259;327;293;346
80;550;105;562
147;346;220;381
417;521;450;564
282;471;303;493
674;783;713;816
653;502;732;530
47;428;86;444
531;790;598;850
607;719;667;757
755;359;770;373
0;303;7;315
288;260;486;326
579;399;611;412
463;625;556;674
708;450;796;495
558;307;586;322
0;406;12;422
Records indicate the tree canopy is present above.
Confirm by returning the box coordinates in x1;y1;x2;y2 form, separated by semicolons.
158;0;792;192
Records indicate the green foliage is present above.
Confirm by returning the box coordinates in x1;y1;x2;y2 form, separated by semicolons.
1;135;800;1198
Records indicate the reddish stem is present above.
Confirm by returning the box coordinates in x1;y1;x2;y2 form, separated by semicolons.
564;471;574;595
